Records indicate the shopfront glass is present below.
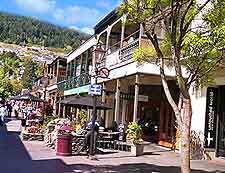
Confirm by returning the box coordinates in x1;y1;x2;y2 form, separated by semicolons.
217;86;225;157
218;112;225;157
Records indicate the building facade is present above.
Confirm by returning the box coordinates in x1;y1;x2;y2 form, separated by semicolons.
58;9;225;158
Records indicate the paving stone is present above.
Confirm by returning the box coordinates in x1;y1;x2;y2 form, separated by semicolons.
1;119;225;173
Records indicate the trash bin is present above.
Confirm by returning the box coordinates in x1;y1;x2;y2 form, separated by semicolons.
56;134;72;156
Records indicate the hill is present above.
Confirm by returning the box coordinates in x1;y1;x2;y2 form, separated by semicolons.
0;12;89;50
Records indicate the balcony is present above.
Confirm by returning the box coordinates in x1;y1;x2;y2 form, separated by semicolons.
48;76;67;86
59;73;90;91
102;32;151;69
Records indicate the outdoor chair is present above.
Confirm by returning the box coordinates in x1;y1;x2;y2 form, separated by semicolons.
114;140;131;151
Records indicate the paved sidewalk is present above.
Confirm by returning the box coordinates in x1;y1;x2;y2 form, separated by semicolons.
1;119;225;173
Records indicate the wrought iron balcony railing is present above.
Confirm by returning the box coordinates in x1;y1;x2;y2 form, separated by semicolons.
48;76;67;86
58;73;90;91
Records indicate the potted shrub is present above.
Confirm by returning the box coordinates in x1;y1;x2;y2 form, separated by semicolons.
76;109;88;133
126;122;144;156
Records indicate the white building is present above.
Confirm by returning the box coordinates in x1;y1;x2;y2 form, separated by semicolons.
61;8;225;158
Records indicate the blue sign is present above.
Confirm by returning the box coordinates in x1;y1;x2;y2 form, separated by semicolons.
88;84;102;95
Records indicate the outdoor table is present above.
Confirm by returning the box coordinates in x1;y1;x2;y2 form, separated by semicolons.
98;131;120;149
99;131;120;135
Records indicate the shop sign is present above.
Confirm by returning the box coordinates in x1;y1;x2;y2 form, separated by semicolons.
64;85;89;96
138;95;149;102
204;87;218;148
88;84;102;95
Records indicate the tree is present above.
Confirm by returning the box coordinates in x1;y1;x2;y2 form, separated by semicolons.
0;52;23;99
21;57;43;89
120;1;225;172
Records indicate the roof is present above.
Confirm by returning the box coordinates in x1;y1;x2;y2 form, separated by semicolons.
49;56;66;65
94;8;119;34
67;36;97;63
60;95;112;110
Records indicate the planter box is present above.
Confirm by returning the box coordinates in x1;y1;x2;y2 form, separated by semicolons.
127;139;150;156
131;144;145;156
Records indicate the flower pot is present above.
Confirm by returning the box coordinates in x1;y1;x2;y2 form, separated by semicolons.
131;143;144;156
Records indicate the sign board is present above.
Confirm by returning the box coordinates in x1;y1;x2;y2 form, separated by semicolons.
88;84;102;95
138;95;149;102
204;87;218;148
64;85;89;96
98;67;110;78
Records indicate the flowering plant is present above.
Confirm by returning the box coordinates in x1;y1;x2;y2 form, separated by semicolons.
126;122;142;144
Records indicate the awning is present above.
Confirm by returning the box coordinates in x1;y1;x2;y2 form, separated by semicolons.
10;93;44;102
59;96;112;110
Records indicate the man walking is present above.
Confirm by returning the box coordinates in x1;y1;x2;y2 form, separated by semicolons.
0;103;7;126
6;102;12;118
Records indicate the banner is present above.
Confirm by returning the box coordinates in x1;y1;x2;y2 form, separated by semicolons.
204;87;218;148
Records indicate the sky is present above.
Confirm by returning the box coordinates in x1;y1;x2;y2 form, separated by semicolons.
0;0;121;34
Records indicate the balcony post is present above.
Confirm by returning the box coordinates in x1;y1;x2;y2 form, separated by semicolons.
52;63;55;77
114;79;120;123
133;74;140;122
63;105;66;118
106;26;112;50
58;97;62;117
120;15;127;48
139;23;144;47
56;59;60;79
53;94;57;116
122;99;127;124
100;83;106;124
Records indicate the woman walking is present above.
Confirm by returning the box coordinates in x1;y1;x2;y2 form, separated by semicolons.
0;103;7;126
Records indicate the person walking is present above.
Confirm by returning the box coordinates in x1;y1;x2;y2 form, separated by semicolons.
0;103;7;126
6;102;12;118
13;103;19;119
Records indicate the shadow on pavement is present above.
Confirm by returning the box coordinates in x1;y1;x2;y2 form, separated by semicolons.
0;121;224;173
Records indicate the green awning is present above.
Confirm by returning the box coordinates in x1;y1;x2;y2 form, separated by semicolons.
64;85;89;96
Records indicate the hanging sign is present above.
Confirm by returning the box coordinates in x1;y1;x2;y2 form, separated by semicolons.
98;67;110;79
204;87;218;148
88;84;102;95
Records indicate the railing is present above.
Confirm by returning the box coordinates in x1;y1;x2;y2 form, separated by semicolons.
60;73;90;91
99;30;141;69
48;76;67;86
119;39;139;62
49;77;57;85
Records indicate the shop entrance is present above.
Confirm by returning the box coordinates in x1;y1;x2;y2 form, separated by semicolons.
139;101;176;146
158;103;176;148
140;102;160;143
217;86;225;157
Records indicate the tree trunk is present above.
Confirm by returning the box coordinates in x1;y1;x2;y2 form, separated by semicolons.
180;98;192;173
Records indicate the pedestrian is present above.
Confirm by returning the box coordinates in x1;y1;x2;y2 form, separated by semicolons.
13;103;19;118
6;102;12;118
0;103;7;126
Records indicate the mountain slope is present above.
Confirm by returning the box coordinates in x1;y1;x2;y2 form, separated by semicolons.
0;12;89;50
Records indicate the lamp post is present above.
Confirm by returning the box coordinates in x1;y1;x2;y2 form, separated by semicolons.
89;44;107;159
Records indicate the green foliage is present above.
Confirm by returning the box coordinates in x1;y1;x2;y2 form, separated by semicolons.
0;52;23;99
0;52;44;99
21;57;43;89
204;0;225;28
121;0;225;89
133;47;156;64
0;12;89;50
78;109;88;127
126;122;142;144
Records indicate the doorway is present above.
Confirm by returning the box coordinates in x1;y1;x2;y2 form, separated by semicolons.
159;103;176;148
140;102;160;143
217;86;225;157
